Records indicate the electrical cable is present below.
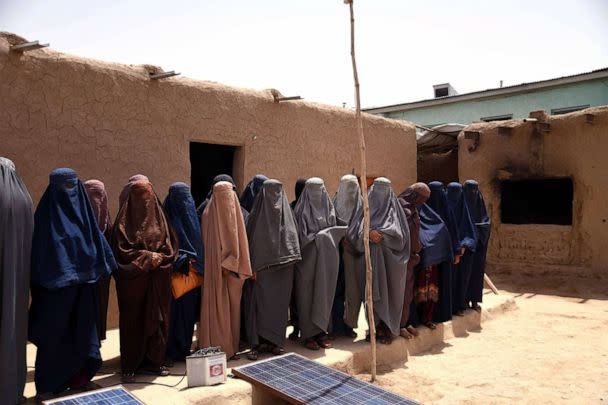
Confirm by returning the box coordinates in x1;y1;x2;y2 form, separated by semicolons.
27;365;188;390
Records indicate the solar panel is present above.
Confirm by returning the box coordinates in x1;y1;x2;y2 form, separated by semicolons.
232;353;422;405
42;385;145;405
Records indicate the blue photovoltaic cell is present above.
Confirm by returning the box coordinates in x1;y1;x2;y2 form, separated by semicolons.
43;386;144;405
233;353;422;405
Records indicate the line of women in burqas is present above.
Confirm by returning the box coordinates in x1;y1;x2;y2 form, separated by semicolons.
0;158;491;402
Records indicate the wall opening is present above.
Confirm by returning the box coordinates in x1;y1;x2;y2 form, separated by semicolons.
500;178;573;225
190;142;236;206
417;150;459;184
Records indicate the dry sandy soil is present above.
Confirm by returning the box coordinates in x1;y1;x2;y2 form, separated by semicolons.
358;274;608;405
23;274;607;404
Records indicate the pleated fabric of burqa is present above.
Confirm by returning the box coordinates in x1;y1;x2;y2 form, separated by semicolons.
84;179;113;341
446;182;478;313
29;168;116;395
239;174;268;342
293;178;347;340
347;177;410;336
111;180;177;375
332;174;363;331
288;177;307;334
200;181;252;358
244;179;301;348
417;204;454;325
163;182;204;361
463;180;491;306
427;181;461;255
0;158;33;404
426;181;458;322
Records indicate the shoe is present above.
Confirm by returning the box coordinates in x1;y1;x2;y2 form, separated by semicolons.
406;325;419;337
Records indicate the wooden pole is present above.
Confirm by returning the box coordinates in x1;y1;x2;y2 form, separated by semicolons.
484;274;499;295
344;0;377;382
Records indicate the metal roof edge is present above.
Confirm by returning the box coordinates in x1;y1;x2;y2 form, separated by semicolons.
364;68;608;114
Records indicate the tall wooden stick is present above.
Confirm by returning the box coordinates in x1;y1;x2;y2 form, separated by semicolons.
344;0;377;382
484;273;500;295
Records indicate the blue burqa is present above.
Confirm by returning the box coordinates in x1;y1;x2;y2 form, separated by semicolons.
240;174;268;212
197;174;249;221
417;204;455;324
446;182;479;313
163;182;204;361
463;180;491;304
29;168;116;394
427;181;461;255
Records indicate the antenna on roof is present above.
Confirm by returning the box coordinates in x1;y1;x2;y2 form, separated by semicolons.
149;71;180;80
10;40;49;53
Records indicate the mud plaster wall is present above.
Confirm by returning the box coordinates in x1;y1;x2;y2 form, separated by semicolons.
458;106;608;277
0;33;416;328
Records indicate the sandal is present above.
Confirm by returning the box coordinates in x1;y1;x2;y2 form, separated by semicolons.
454;310;465;317
247;349;258;361
406;325;420;337
400;328;413;339
472;303;482;312
138;365;169;377
270;346;285;356
121;373;136;383
426;322;437;330
304;339;320;351
316;336;332;349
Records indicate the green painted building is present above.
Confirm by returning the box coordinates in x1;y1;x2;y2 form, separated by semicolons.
364;68;608;129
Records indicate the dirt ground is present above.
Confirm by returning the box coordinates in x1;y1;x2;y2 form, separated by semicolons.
23;274;607;404
358;274;608;405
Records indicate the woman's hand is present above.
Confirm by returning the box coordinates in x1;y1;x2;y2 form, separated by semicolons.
370;230;383;244
150;252;163;268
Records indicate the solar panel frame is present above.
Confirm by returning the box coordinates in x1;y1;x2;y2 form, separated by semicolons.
232;353;422;405
41;385;145;405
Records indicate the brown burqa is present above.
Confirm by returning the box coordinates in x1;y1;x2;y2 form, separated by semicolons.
118;174;150;208
84;179;113;341
397;183;430;327
111;180;177;374
200;181;252;358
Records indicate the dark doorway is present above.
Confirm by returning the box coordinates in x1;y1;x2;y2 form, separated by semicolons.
417;150;459;184
190;142;236;206
500;178;573;225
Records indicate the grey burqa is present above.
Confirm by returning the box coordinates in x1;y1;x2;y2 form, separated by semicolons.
293;178;347;340
333;174;364;329
244;180;302;347
347;177;410;336
0;157;34;404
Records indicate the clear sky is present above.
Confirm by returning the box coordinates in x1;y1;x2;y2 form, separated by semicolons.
2;0;607;108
